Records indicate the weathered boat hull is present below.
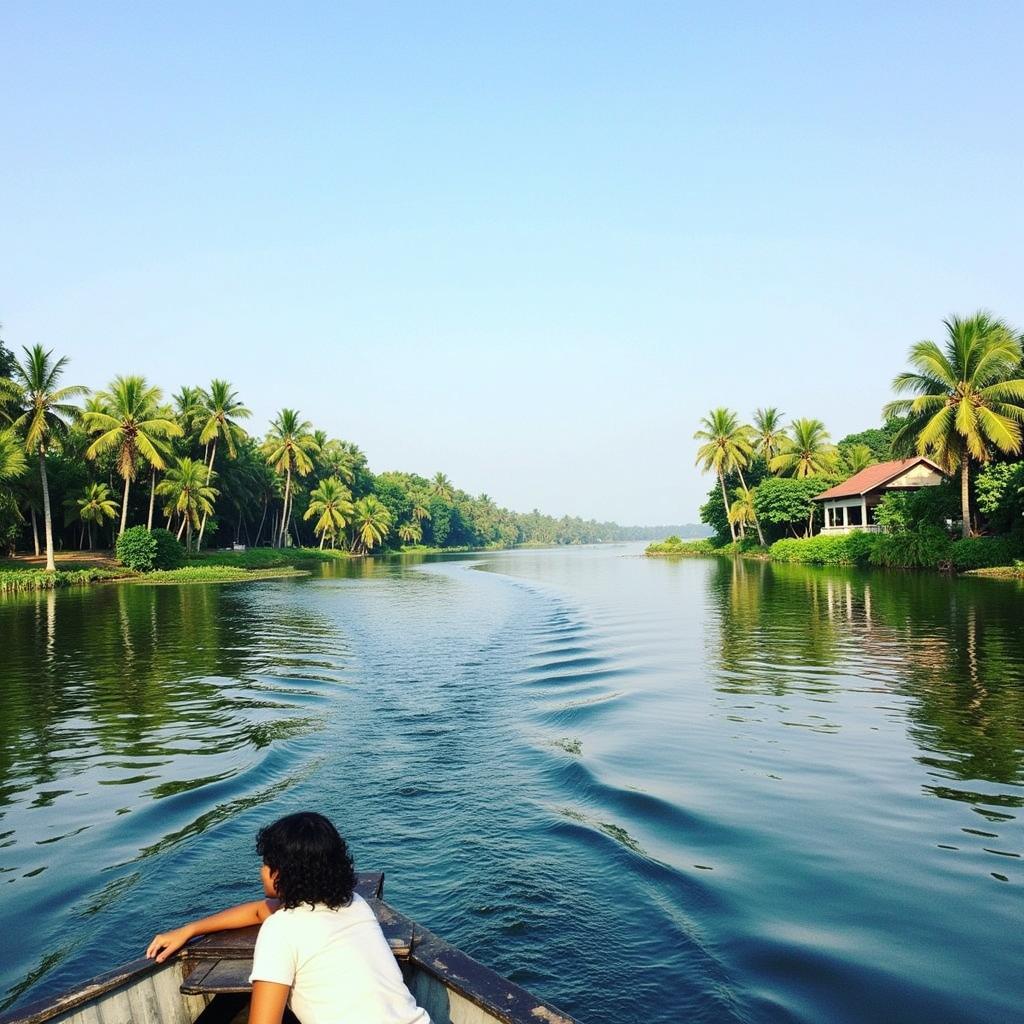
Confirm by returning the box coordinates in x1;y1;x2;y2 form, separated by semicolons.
0;874;579;1024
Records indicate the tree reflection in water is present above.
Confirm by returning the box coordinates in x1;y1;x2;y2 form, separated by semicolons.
706;556;1024;791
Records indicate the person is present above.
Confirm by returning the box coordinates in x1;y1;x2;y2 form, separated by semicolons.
146;811;430;1024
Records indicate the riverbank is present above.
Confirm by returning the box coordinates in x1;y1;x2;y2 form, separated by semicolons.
0;548;326;592
645;532;1024;575
130;566;310;585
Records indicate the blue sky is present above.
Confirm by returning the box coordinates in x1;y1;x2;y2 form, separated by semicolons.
2;3;1022;523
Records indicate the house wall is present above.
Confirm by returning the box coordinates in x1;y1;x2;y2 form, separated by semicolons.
886;464;943;489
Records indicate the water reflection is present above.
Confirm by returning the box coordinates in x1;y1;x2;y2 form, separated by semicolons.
706;556;1023;815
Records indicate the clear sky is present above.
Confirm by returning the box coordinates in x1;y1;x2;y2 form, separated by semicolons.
2;3;1022;524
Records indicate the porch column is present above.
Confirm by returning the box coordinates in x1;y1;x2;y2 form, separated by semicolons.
862;498;868;528
843;505;849;528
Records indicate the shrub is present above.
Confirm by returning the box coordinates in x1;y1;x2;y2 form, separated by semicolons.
115;526;157;571
768;532;878;566
646;537;718;556
949;535;1024;571
150;528;186;569
869;526;952;569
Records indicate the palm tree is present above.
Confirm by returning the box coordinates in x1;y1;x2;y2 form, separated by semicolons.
753;407;788;465
728;488;757;540
350;495;393;553
411;496;431;522
7;346;87;570
72;482;117;549
195;380;250;549
316;438;357;486
0;427;28;483
838;443;875;476
303;476;354;548
262;409;319;547
173;386;206;442
770;419;837;478
694;408;757;543
431;472;454;501
398;520;423;545
156;457;218;552
885;313;1024;537
83;376;182;537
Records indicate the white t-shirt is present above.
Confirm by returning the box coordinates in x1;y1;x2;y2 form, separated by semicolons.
249;894;430;1024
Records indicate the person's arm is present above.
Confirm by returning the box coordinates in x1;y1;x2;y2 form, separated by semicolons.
247;981;291;1024
146;898;278;962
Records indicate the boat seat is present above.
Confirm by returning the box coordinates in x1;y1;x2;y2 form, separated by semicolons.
180;876;413;997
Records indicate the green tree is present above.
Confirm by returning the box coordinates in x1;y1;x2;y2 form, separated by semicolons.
837;442;875;476
83;376;182;537
156;457;218;552
0;427;28;483
303;476;355;548
770;418;836;478
753;477;826;539
262;409;319;547
728;487;757;539
972;461;1024;535
753;407;788;465
71;482;118;549
7;346;87;570
431;472;454;501
397;520;423;545
351;495;393;553
195;379;251;549
694;408;759;543
885;313;1024;537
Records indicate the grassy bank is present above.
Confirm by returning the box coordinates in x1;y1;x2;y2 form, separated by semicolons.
132;566;310;585
645;537;718;556
645;531;1024;573
187;546;353;569
964;561;1024;579
0;566;133;593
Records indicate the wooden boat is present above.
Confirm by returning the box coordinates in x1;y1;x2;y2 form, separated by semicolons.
0;873;579;1024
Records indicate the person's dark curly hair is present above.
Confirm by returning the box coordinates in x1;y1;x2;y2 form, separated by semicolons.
256;811;356;910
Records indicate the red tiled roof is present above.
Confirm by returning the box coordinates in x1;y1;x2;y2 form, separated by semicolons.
813;457;944;501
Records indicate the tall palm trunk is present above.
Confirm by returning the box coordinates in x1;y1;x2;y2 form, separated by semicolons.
38;450;56;571
279;466;292;548
196;437;217;550
119;475;131;537
177;515;187;541
254;495;268;547
719;471;737;542
30;505;40;557
735;467;766;546
960;457;971;539
147;467;156;530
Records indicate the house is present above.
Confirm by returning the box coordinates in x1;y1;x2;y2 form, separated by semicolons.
813;457;946;534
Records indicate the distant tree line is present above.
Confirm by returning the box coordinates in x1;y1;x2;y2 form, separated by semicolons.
0;333;686;568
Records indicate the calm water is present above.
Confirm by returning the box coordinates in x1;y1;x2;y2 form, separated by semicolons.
1;545;1022;1022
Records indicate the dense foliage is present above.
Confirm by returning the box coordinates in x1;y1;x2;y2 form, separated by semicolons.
693;312;1024;568
0;340;700;562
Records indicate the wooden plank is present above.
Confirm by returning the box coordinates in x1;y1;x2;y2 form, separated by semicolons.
0;960;164;1024
180;962;252;996
406;920;581;1024
365;898;414;960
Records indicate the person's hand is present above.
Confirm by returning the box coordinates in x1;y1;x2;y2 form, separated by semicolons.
146;926;193;963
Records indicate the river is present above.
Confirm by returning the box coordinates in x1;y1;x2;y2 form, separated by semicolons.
1;544;1021;1022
